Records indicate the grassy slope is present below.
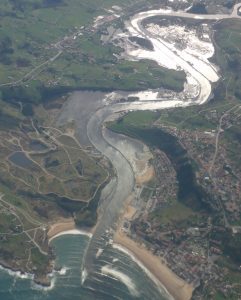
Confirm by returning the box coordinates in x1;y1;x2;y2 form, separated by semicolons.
0;0;185;95
0;100;109;278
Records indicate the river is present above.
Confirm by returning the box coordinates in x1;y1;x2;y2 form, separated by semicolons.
1;3;241;300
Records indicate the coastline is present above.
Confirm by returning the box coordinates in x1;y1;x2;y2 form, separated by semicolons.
49;228;92;243
48;219;92;243
47;220;92;243
114;230;193;300
0;261;34;280
0;260;53;288
0;220;92;290
47;219;76;239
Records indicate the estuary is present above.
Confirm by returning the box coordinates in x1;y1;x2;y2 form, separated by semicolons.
1;3;241;300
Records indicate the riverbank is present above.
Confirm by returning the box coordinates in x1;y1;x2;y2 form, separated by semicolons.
114;230;193;300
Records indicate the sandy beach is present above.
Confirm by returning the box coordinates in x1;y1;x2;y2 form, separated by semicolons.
47;219;93;243
47;219;76;240
114;230;193;300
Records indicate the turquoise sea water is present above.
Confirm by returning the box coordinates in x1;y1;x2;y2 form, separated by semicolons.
0;235;169;300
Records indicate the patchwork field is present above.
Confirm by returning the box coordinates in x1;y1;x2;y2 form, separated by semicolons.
0;98;110;281
0;0;185;97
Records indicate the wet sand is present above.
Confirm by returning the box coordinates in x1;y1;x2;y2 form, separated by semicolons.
114;230;193;300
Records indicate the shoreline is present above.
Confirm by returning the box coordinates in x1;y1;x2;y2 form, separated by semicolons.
49;229;92;243
0;221;92;290
0;261;34;280
47;219;92;243
114;231;193;300
0;260;53;288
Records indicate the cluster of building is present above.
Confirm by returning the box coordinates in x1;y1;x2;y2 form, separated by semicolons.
165;107;241;226
124;105;241;298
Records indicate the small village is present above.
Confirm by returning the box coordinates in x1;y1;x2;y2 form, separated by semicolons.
118;104;241;299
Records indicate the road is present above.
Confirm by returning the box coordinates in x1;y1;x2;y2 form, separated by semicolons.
0;50;62;88
0;25;84;88
0;194;48;256
209;104;240;175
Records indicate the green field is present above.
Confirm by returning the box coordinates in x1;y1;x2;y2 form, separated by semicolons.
0;98;110;280
149;200;195;225
0;0;240;288
0;0;185;105
214;19;241;101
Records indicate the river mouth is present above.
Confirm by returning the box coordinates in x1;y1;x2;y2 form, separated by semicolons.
55;5;223;298
0;233;170;300
57;4;221;232
0;2;241;300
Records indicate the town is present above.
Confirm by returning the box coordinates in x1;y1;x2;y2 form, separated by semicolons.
117;102;241;299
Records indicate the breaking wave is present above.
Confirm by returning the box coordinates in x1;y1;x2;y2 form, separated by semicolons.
112;244;174;300
101;265;139;297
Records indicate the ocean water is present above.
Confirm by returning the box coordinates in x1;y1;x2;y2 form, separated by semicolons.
0;234;170;300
